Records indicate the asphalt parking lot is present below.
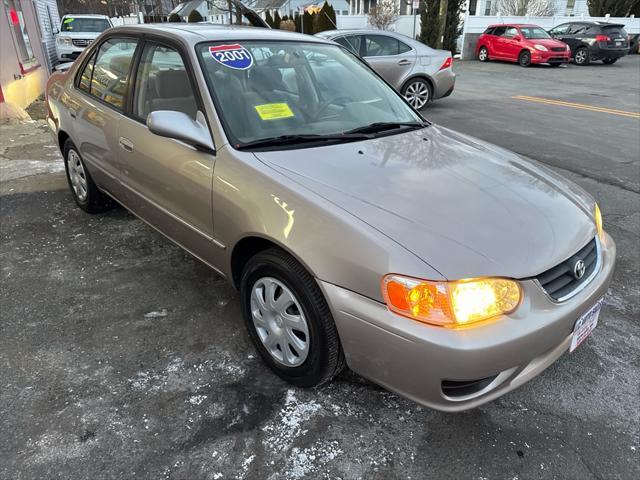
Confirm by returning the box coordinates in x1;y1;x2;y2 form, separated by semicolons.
1;56;639;480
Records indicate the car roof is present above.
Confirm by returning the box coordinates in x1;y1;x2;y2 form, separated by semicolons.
108;23;330;46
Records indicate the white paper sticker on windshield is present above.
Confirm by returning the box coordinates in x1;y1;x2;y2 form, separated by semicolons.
209;44;253;70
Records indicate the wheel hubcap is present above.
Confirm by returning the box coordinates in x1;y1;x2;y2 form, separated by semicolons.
404;81;429;109
479;49;487;60
576;50;586;63
250;277;310;367
67;149;88;201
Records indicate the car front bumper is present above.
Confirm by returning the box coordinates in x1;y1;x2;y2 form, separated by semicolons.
531;50;571;64
320;232;616;412
56;44;84;62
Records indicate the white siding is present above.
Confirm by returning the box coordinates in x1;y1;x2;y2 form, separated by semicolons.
472;0;590;17
32;0;60;69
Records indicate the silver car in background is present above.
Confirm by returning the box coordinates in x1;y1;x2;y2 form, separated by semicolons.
316;29;456;109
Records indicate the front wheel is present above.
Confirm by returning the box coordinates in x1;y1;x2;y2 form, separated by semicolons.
402;78;432;111
240;248;345;387
518;50;532;67
574;47;590;65
602;58;618;65
478;46;489;62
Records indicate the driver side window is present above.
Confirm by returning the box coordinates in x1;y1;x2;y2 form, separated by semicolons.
133;43;199;121
550;24;569;35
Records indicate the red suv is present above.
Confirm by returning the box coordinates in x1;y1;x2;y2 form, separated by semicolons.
476;24;571;67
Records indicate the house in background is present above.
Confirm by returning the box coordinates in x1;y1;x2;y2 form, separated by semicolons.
1;0;60;118
467;0;589;16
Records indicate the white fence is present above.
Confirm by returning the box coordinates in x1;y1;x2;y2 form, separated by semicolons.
462;15;640;34
336;14;422;39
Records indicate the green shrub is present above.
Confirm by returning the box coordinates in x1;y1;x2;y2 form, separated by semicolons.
187;9;203;23
168;13;181;22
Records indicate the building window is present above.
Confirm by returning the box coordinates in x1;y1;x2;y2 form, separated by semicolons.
468;0;477;15
566;0;576;16
3;0;38;72
484;1;492;15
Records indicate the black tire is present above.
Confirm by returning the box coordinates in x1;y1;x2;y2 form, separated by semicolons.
478;46;489;62
63;139;112;213
518;50;531;67
240;248;345;387
574;47;590;66
602;58;618;65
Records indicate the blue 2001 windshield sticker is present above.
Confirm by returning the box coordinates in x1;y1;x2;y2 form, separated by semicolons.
209;44;253;70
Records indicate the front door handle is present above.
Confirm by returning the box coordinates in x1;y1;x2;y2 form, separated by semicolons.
398;59;412;66
69;110;77;119
119;137;134;152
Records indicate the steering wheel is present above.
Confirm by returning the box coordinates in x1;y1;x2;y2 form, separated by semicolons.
310;95;353;121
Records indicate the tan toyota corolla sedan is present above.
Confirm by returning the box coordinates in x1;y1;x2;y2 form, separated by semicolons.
46;24;615;411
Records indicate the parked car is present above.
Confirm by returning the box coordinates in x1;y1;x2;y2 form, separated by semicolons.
315;29;455;110
46;24;615;412
548;21;629;65
476;24;571;67
56;14;112;63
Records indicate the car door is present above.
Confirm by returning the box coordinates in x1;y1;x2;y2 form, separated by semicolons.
489;26;508;57
362;34;416;87
549;23;571;43
71;37;139;197
117;40;218;266
502;26;522;60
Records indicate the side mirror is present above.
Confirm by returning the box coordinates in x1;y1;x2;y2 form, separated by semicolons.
513;35;522;41
147;110;215;153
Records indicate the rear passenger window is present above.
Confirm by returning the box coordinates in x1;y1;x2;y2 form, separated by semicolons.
78;50;96;93
504;27;518;38
365;35;401;56
492;26;507;37
398;40;412;54
133;43;199;121
88;38;137;110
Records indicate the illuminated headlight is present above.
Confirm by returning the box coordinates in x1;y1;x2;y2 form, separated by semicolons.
382;275;522;327
57;36;73;46
534;44;548;51
594;203;604;241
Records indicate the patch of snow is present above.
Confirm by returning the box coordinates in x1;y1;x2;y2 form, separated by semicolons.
189;394;207;406
0;159;65;181
144;308;168;318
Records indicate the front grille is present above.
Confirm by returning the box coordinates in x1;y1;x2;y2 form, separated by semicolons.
442;375;498;398
551;47;566;52
535;237;598;300
72;38;93;47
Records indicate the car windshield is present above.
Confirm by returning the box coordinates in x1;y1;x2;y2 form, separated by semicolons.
61;17;110;32
197;41;423;149
520;27;551;39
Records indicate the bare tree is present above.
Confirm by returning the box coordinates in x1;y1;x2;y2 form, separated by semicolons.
492;0;556;16
368;0;399;30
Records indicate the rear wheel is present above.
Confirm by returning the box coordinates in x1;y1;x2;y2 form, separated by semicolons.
401;78;432;111
574;47;590;65
478;46;489;62
602;58;618;65
518;50;531;67
240;248;345;387
63;140;112;213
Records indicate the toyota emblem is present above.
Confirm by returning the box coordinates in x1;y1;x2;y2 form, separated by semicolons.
573;259;586;279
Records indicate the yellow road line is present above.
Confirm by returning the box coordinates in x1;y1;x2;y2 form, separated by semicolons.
512;95;640;119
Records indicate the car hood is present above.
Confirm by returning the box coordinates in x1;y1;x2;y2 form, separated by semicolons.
254;126;596;280
57;31;103;39
528;38;567;49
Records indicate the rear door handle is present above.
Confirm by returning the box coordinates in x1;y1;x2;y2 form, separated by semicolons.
119;137;134;152
398;59;412;66
69;110;77;119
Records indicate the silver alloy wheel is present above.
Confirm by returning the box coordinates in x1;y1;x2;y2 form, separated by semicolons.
67;149;88;202
250;277;310;367
575;49;587;64
404;80;430;110
478;47;488;61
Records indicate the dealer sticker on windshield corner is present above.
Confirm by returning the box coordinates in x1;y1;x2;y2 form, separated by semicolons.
570;297;604;352
209;44;253;70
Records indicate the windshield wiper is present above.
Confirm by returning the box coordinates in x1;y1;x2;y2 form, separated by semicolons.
344;121;429;135
236;133;371;150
